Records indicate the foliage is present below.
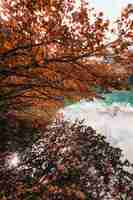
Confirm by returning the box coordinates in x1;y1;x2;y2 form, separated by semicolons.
64;96;76;106
0;120;133;199
0;112;42;153
0;1;133;199
0;1;132;111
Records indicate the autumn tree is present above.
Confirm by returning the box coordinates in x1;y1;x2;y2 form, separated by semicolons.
0;0;132;116
0;1;133;198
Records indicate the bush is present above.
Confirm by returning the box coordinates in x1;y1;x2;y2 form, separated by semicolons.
0;120;133;199
0;112;42;153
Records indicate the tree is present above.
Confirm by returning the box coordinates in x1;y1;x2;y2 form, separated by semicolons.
0;0;132;115
0;120;133;199
0;1;133;198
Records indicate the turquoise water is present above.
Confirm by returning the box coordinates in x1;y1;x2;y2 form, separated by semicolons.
103;90;133;105
63;90;133;107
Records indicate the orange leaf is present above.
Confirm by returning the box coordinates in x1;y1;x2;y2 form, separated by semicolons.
4;41;12;50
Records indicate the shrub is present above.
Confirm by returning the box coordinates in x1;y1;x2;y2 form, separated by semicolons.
0;120;133;199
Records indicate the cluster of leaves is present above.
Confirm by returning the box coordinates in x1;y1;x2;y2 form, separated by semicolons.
0;111;42;153
1;120;133;199
0;1;132;112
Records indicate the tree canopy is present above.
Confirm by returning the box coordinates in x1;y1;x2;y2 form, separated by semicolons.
0;0;133;115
